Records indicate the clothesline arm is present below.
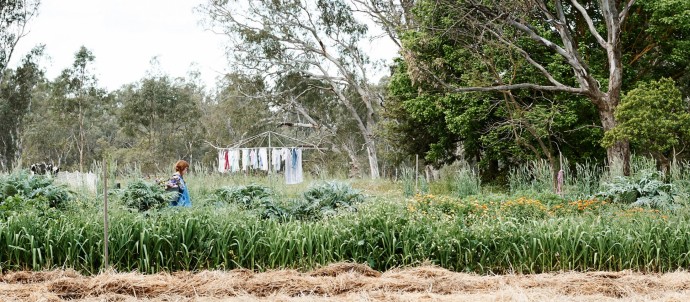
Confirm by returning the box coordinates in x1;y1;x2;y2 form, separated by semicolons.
207;131;324;150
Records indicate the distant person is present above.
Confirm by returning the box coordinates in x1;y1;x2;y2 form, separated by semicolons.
166;160;191;207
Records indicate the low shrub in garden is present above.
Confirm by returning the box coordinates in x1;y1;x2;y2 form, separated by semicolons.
213;184;274;208
0;170;72;210
121;179;175;212
498;197;548;220
211;184;288;220
212;182;365;221
549;198;607;216
596;170;684;209
407;194;478;218
296;181;364;217
283;182;366;221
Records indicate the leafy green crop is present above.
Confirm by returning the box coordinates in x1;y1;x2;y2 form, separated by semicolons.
0;170;73;210
596;170;684;209
291;182;364;221
211;182;365;222
121;179;175;212
212;184;273;208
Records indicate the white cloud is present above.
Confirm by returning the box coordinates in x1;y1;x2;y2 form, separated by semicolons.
10;0;228;90
9;0;399;91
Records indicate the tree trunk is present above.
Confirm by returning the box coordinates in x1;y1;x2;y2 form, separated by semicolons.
599;104;631;176
364;133;380;179
342;143;361;178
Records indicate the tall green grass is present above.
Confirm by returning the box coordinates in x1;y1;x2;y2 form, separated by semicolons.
508;159;553;194
2;194;689;275
5;156;690;275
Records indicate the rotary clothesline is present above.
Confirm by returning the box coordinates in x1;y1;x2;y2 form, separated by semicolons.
208;131;319;184
216;147;303;184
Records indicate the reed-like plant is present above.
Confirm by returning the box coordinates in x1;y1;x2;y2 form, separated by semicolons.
508;159;553;194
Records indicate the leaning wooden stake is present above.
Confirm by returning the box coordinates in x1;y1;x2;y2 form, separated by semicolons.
103;161;109;269
415;154;419;194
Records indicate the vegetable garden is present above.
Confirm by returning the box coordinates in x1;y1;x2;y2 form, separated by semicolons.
2;158;690;276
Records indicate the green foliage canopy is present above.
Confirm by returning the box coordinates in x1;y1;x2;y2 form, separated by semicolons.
603;78;690;163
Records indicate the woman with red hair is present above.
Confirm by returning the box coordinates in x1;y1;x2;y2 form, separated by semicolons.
166;160;191;207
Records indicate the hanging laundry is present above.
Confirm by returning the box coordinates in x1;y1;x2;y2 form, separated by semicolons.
272;148;281;172
218;149;230;173
242;149;250;171
281;148;289;163
285;148;303;184
230;149;235;173
294;148;303;183
231;149;241;172
250;149;258;169
258;148;269;171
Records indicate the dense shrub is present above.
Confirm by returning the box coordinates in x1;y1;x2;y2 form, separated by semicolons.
291;182;365;221
596;171;684;209
213;184;273;208
121;179;174;212
0;170;72;209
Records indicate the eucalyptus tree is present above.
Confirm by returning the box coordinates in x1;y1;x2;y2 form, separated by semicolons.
0;46;43;170
47;46;105;172
0;0;40;84
118;74;204;172
398;0;640;175
273;71;368;176
202;72;272;149
0;0;41;170
203;0;384;178
350;0;415;48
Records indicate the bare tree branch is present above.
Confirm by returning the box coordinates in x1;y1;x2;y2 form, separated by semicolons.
619;0;637;25
570;0;607;48
484;27;568;88
450;83;588;95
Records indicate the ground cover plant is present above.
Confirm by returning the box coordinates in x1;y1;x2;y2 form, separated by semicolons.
1;159;690;275
0;171;73;214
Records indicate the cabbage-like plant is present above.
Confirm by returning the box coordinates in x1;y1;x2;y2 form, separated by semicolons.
0;170;72;209
212;184;273;208
121;179;174;212
291;182;365;221
596;170;683;209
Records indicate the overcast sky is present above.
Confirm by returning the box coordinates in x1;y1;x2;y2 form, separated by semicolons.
9;0;398;91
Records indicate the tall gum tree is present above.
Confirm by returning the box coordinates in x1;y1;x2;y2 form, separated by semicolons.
0;47;43;170
0;0;40;84
0;0;41;170
52;46;98;172
202;0;383;179
403;0;638;175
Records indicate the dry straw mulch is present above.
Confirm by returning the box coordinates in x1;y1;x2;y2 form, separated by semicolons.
2;263;690;301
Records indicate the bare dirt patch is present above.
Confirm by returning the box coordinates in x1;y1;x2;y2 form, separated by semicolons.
1;263;690;301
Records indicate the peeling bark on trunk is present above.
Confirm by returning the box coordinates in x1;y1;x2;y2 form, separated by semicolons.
363;131;380;179
599;103;631;176
343;144;361;178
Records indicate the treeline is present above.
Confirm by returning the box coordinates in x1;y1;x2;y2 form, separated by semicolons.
0;48;357;175
382;0;690;181
2;0;690;185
